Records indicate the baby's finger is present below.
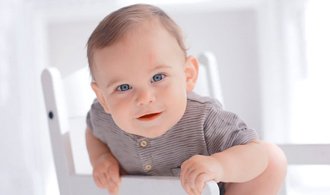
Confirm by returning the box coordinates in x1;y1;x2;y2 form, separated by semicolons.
92;171;102;187
105;168;121;186
195;173;212;193
110;170;121;184
104;175;120;193
105;163;121;182
180;172;197;195
93;175;102;188
183;185;194;195
106;176;120;189
100;172;110;187
180;170;188;193
188;186;200;195
107;181;120;195
180;162;191;187
187;168;200;184
94;174;107;188
109;182;119;192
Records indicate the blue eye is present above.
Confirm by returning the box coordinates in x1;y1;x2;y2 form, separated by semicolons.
116;84;131;92
152;73;166;83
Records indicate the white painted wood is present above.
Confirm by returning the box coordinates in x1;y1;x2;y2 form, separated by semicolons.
197;51;224;104
279;144;330;165
278;144;330;195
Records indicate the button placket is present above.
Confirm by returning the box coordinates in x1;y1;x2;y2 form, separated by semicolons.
139;140;148;148
144;164;152;172
137;138;153;173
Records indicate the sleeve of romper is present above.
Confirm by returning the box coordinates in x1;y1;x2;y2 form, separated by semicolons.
86;110;93;130
86;99;108;144
203;100;258;155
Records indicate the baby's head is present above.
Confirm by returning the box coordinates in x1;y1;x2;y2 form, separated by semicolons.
87;4;199;138
87;4;187;76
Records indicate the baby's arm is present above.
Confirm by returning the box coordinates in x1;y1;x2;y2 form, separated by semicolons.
86;127;121;194
180;140;268;195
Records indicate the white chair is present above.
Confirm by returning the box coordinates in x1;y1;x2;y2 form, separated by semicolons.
195;52;224;104
41;52;220;195
278;143;330;195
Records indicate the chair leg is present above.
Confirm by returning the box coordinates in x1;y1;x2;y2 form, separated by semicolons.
279;181;287;195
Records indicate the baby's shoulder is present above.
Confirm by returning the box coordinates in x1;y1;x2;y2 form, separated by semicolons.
187;92;223;111
90;98;103;111
89;98;110;118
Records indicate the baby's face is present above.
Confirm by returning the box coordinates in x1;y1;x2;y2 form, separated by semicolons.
92;21;197;138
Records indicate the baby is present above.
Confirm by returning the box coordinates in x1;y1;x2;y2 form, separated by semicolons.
85;4;286;195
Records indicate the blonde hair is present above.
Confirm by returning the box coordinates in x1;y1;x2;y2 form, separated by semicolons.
86;4;187;79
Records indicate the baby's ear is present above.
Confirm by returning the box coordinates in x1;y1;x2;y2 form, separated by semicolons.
184;56;199;92
91;82;111;113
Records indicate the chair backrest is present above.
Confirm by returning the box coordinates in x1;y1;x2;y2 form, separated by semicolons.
41;51;222;195
42;67;105;195
195;52;224;103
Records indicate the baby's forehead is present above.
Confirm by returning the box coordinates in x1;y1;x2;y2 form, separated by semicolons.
119;18;165;41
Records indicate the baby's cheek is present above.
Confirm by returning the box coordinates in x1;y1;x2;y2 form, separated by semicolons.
162;81;185;95
112;114;132;134
109;105;128;125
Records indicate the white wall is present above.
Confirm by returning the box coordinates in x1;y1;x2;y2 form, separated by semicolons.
0;1;52;195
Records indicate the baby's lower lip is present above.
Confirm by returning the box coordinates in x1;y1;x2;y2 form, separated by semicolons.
138;112;161;121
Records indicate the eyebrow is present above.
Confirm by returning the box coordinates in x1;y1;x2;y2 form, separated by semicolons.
151;64;172;71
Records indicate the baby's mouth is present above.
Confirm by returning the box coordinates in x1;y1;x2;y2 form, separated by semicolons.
138;112;161;121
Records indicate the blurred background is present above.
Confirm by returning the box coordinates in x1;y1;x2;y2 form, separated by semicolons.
0;0;329;194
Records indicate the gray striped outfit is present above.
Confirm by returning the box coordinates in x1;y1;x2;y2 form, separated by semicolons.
86;92;258;193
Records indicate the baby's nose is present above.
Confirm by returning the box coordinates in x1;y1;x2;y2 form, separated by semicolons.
136;89;156;106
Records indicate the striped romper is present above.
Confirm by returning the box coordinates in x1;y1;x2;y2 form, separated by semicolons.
86;92;258;194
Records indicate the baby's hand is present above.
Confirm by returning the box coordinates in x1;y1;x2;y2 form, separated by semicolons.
180;155;223;195
92;153;121;195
